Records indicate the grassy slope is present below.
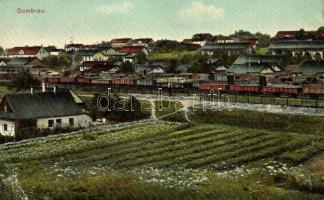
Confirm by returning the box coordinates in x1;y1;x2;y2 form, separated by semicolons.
1;120;324;199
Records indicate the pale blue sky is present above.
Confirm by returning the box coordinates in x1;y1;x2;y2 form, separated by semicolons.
0;0;323;48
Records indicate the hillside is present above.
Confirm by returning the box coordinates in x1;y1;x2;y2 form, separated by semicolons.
1;118;324;199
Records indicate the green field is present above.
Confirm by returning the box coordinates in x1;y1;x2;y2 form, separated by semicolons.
1;118;324;199
150;50;197;61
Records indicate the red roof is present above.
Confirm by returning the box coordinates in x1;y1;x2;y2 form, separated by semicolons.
274;30;324;39
84;65;114;73
274;31;297;39
9;46;42;55
118;46;145;54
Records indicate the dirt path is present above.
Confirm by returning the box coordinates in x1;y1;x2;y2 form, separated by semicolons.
303;153;324;177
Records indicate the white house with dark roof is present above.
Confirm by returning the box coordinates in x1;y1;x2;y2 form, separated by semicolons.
0;90;92;137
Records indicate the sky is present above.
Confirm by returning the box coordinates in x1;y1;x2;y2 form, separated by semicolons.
0;0;323;48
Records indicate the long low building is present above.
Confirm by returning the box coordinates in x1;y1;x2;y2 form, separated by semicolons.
269;40;324;57
200;42;252;55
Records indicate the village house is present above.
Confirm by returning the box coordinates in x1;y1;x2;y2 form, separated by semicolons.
2;57;44;73
0;89;92;137
191;38;209;46
110;38;133;48
9;46;49;60
214;36;235;43
291;60;324;77
117;46;148;63
77;50;99;62
49;48;64;56
131;38;154;48
65;43;84;52
0;58;10;67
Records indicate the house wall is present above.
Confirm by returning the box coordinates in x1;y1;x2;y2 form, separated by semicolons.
0;119;15;136
36;114;92;129
35;47;50;60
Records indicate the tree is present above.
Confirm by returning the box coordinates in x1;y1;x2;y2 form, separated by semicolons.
0;46;3;55
73;53;83;65
314;52;322;61
192;33;214;41
318;27;324;31
11;70;40;91
230;30;254;41
165;59;178;73
42;55;58;67
117;61;134;73
57;53;71;67
255;32;270;48
136;52;148;64
296;29;306;40
42;54;71;68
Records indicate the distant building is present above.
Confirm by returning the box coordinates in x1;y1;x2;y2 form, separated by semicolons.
118;46;148;63
273;30;324;40
132;38;154;47
0;58;10;67
4;57;43;72
200;42;252;56
8;46;49;60
226;53;283;76
0;90;92;137
214;36;234;44
268;40;324;58
65;43;84;52
191;38;208;46
291;60;324;77
110;38;133;48
49;49;64;56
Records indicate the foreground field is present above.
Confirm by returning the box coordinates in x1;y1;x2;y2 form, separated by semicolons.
1;120;324;199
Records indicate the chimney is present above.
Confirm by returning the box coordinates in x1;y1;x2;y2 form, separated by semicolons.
30;87;34;95
42;82;46;92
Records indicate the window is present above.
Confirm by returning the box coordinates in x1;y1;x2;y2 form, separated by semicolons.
4;105;7;113
56;119;62;126
4;124;7;132
69;118;74;126
48;120;54;128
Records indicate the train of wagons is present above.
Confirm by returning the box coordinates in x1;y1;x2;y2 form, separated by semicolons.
45;75;324;98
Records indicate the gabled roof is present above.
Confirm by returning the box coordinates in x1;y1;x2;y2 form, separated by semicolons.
118;46;145;54
0;58;10;64
9;46;42;55
0;91;86;120
227;64;274;74
6;57;40;68
274;30;324;39
269;40;324;50
291;60;324;76
233;53;283;65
